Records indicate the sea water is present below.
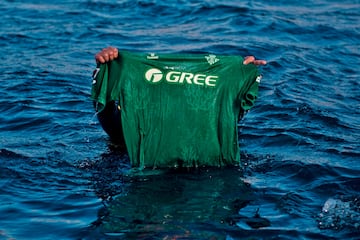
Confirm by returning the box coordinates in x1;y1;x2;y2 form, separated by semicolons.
0;0;359;239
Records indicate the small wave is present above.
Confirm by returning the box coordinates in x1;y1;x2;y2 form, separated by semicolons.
318;196;360;232
0;148;28;159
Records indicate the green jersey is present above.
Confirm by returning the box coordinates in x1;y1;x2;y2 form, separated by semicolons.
91;51;261;168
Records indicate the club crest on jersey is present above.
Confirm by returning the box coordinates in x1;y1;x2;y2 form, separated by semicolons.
205;54;219;65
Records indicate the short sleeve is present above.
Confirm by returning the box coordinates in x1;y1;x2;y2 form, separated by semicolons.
91;63;109;112
241;75;261;111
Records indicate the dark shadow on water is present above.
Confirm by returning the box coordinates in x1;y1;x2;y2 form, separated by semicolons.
77;145;360;240
84;144;272;239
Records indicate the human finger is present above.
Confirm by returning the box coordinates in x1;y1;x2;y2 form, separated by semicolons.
103;47;118;61
243;56;255;65
108;49;117;61
95;53;106;64
108;47;119;58
95;48;110;63
253;59;267;66
243;56;267;66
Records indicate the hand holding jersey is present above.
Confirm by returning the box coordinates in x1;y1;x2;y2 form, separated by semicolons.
92;48;266;168
95;47;119;64
95;47;267;66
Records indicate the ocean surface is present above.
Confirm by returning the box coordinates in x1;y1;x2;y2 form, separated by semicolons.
1;0;359;239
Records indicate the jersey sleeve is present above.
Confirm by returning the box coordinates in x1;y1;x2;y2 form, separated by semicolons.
91;63;109;112
91;59;123;112
241;75;262;111
237;61;262;112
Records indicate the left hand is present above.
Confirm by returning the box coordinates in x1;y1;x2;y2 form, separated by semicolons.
243;56;267;66
95;47;119;64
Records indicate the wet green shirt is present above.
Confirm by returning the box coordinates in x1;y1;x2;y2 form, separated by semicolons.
91;51;261;168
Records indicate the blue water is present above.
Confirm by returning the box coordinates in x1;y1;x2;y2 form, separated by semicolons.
1;0;359;239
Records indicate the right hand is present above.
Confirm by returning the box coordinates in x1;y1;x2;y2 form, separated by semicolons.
243;56;267;66
95;47;119;64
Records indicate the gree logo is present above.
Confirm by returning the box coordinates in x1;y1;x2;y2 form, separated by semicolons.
144;68;218;87
145;68;163;83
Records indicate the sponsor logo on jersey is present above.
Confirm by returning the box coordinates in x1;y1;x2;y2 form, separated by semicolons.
145;68;163;83
147;53;159;60
144;68;218;87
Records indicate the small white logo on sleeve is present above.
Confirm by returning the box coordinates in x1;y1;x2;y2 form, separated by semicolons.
256;75;262;83
92;67;100;84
